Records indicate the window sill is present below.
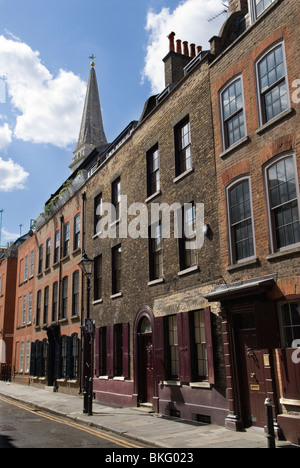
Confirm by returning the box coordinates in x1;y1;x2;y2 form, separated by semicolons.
163;380;181;387
219;136;250;159
266;245;300;262
113;376;125;381
72;247;81;257
93;298;103;305
59;317;68;325
71;314;80;322
173;167;194;184
178;265;199;277
226;257;259;272
145;190;162;204
256;107;294;135
280;398;300;407
148;277;165;287
61;254;70;263
110;292;123;300
189;381;211;389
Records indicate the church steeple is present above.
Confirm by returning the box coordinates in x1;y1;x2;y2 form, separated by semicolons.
70;59;107;173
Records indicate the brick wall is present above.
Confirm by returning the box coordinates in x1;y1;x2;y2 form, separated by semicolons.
210;0;300;287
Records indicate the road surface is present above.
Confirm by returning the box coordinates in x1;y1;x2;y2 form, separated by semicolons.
0;395;149;449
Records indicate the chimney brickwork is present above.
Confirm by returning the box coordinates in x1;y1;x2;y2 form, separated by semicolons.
228;0;249;15
163;32;202;88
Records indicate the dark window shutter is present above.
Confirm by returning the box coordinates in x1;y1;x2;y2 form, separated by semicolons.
204;307;215;385
278;348;300;400
122;323;130;378
36;341;43;377
65;336;72;379
106;325;114;377
178;312;192;382
95;328;100;377
30;342;36;376
154;316;166;383
54;338;61;379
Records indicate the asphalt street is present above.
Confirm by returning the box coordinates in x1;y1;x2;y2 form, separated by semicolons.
0;396;150;449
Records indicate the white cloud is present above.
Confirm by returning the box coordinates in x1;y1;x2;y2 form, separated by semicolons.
0;123;12;150
142;0;228;93
1;227;20;244
0;156;29;192
0;35;87;148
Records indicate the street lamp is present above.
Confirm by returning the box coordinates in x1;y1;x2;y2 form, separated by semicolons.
78;252;94;415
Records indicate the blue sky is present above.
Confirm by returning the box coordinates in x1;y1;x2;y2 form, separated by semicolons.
0;0;227;245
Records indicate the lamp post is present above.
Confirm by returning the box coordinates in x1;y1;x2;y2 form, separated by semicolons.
78;252;94;416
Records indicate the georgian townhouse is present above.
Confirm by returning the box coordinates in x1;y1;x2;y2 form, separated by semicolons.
206;0;300;444
27;65;108;396
12;231;36;384
83;36;227;425
0;246;17;381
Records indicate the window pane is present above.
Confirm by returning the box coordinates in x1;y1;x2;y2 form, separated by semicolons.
229;180;254;262
259;44;288;123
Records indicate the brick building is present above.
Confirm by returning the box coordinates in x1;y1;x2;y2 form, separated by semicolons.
23;64;108;395
0;236;29;381
2;0;298;445
206;0;300;443
82;34;227;424
12;231;36;385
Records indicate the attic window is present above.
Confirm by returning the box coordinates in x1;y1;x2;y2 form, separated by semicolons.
251;0;275;20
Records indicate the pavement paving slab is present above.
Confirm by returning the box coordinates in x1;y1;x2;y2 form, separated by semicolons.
0;381;298;449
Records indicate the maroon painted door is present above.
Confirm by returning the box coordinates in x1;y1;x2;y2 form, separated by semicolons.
238;330;268;428
138;334;154;404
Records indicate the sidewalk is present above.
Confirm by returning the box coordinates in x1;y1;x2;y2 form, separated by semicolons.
0;381;297;449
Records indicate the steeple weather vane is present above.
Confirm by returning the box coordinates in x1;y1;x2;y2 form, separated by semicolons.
89;54;96;67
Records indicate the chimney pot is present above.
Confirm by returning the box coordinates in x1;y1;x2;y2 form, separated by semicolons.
190;44;196;58
168;32;176;52
176;39;182;54
197;46;203;55
183;41;189;56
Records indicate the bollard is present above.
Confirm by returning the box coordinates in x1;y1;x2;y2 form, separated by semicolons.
88;377;93;416
83;376;88;414
265;398;276;449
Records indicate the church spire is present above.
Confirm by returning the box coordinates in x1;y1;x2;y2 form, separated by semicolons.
70;59;107;173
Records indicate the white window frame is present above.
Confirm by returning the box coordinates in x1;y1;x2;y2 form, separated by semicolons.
29;250;34;278
255;40;290;128
19;342;24;373
226;175;256;265
264;152;300;253
250;0;276;22
219;74;247;152
28;291;33;324
22;295;27;326
24;255;28;282
25;340;31;373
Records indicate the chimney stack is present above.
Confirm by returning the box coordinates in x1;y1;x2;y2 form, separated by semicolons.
176;39;182;54
228;0;248;15
168;32;175;52
190;44;196;58
163;32;202;88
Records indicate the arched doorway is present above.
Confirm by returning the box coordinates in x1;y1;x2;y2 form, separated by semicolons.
138;317;154;404
133;307;155;406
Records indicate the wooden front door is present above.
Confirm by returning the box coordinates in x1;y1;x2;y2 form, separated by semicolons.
138;333;154;404
238;330;268;428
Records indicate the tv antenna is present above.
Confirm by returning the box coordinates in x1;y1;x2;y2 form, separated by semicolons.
208;2;229;22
